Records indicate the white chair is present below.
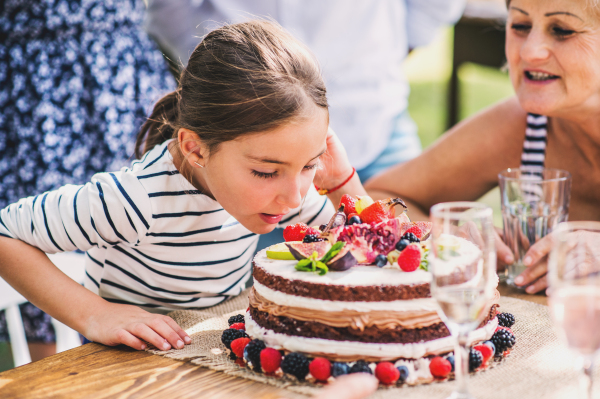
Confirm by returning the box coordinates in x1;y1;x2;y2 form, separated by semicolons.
1;252;86;367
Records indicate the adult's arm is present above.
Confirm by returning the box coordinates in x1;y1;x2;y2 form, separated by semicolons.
365;97;528;220
405;0;467;49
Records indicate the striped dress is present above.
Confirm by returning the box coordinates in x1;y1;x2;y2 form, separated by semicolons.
0;141;333;312
520;113;548;176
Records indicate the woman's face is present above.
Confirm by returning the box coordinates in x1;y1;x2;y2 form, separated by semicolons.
197;107;329;235
506;0;600;117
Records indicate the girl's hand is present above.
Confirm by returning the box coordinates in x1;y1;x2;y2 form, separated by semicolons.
85;302;191;351
314;127;354;190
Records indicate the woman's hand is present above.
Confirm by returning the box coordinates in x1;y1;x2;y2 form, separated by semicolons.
84;302;191;351
494;227;514;273
513;233;554;294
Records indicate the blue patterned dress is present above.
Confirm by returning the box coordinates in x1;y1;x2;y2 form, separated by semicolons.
0;0;175;342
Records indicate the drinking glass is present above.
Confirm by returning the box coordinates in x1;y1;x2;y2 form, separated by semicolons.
548;222;600;399
499;168;571;287
430;202;497;399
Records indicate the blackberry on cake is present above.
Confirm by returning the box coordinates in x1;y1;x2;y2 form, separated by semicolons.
497;312;515;328
491;329;516;353
469;348;483;371
221;328;248;349
244;339;266;370
228;314;244;325
281;352;310;381
349;360;373;375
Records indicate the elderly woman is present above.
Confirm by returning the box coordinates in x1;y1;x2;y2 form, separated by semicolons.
319;0;600;295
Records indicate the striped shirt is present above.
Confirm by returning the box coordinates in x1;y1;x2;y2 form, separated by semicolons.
0;140;334;312
520;113;548;176
520;113;548;201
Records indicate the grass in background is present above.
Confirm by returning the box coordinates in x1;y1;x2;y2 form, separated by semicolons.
405;28;513;226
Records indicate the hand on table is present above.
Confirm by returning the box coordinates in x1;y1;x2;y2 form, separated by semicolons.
84;302;191;351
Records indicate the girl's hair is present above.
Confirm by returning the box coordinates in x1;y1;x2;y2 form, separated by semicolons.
135;20;328;159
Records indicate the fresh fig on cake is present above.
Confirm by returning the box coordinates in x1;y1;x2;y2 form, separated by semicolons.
285;241;331;260
326;246;358;271
320;205;347;235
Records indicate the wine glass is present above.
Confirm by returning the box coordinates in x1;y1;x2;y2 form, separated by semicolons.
547;222;600;399
430;202;497;399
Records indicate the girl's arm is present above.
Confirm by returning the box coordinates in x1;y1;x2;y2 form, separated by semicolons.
0;174;190;351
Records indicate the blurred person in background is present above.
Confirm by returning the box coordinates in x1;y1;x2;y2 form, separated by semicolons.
0;0;174;361
144;0;467;250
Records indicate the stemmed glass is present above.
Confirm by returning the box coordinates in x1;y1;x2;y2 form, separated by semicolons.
430;202;497;399
547;222;600;399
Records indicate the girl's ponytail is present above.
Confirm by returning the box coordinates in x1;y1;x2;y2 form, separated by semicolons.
135;89;180;159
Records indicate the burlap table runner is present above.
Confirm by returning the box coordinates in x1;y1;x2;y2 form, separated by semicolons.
149;290;599;398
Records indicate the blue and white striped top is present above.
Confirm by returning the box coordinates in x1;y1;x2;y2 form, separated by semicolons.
0;140;334;312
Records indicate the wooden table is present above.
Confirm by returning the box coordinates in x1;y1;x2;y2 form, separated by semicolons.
0;285;545;399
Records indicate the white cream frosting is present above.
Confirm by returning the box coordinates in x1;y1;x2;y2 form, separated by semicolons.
245;311;498;360
254;249;432;286
253;280;441;312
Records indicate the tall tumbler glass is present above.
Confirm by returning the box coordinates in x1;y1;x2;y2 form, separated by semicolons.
499;168;571;287
548;222;600;399
430;202;497;399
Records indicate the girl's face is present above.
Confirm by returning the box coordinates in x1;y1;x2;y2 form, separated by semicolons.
506;0;600;117
194;108;329;235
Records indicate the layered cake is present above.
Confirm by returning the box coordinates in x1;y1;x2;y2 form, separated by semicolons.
246;240;499;362
221;195;514;385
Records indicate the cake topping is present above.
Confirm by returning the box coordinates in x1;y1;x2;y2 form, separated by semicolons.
339;194;357;216
359;197;407;224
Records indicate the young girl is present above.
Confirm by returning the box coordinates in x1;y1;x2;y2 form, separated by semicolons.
0;21;364;352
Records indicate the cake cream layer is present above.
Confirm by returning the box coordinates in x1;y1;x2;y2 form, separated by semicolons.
253;280;441;312
249;287;441;330
245;310;499;362
253;249;431;301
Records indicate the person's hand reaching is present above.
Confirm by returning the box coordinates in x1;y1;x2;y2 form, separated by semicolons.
84;301;191;351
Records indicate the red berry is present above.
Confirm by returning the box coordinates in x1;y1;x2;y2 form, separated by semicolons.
260;347;282;373
230;323;245;330
429;356;452;378
305;227;320;236
230;337;251;358
375;362;400;385
339;194;357;216
473;344;493;364
404;225;423;239
283;223;309;242
309;357;331;382
397;244;421;272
